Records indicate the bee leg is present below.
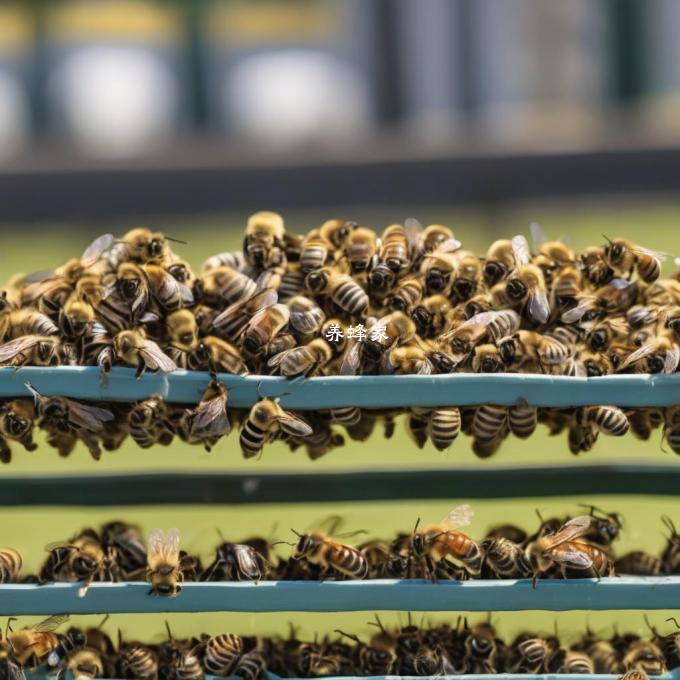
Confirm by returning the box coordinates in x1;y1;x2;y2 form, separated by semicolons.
531;570;540;589
424;555;437;583
134;361;146;379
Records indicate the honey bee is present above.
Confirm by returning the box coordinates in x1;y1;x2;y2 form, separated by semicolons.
497;330;569;372
186;337;248;376
440;309;521;357
176;380;230;451
582;405;630;437
118;638;159;680
165;309;199;362
118;227;177;265
334;630;396;675
622;639;666;675
426;407;462;450
127;396;173;449
508;635;555;673
382;343;433;375
451;251;483;301
0;306;58;342
481;537;533;579
58;298;96;341
46;628;87;672
195;266;257;306
146;528;183;597
529;223;575;284
550;648;594;674
300;227;334;273
585;316;629;352
305;267;369;318
243;211;286;270
472;343;505;373
113;329;177;378
615;551;662;576
201;634;244;677
115;262;194;314
344;226;378;276
528;515;614;583
0;547;21;583
472;404;508;448
464;621;501;674
67;647;105;680
650;617;680;669
290;528;369;579
201;540;269;582
25;382;114;461
42;528;120;597
386;276;424;312
619;335;680;374
411;294;452;338
420;248;458;296
268;338;334;377
157;622;203;680
508;399;538;438
484;238;517;285
287;295;325;338
410;504;483;580
497;235;550;323
7;615;69;667
603;237;666;283
0;399;37;452
0;335;60;367
239;398;312;458
369;223;416;294
578;245;614;287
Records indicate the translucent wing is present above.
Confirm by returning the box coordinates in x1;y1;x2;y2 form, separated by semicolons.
404;218;423;249
81;233;115;267
67;400;115;432
630;245;668;263
539;337;568;365
23;270;56;284
528;291;550;324
511;234;531;267
529;222;547;247
0;336;40;362
665;344;680;374
267;348;297;369
33;614;70;633
437;238;463;253
191;395;230;437
541;515;593;549
619;343;657;371
148;528;180;560
276;410;313;437
339;340;361;376
290;310;322;335
213;288;278;328
561;298;596;324
546;545;594;570
140;340;178;373
441;503;474;530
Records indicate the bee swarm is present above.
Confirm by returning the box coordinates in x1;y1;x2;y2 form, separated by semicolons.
0;218;678;458
0;614;674;679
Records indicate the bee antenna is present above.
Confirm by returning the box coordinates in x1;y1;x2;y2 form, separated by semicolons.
270;540;295;547
165;236;188;245
216;527;226;543
165;620;173;641
535;508;546;528
290;528;303;538
644;615;658;637
413;517;421;533
334;630;361;644
373;614;387;633
98;614;110;629
667;617;680;630
602;234;613;245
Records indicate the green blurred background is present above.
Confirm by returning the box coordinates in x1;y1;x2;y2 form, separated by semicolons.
5;198;680;643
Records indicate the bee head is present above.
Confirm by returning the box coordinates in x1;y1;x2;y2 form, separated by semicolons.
506;277;527;301
588;328;608;351
369;265;395;292
484;261;506;286
452;277;475;301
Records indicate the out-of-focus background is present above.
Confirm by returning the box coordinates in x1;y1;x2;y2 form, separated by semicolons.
3;0;680;643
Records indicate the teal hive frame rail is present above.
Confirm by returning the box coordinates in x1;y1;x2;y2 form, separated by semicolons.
4;367;680;408
28;674;680;680
2;464;680;505
2;578;680;615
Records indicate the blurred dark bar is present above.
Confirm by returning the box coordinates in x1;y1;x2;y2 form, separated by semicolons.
1;145;680;223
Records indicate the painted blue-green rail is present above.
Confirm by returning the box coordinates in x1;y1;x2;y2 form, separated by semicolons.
2;367;680;408
29;674;680;680
2;578;680;615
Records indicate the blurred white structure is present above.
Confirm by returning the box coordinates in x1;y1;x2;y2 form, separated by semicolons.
0;70;28;162
50;45;179;158
223;50;372;147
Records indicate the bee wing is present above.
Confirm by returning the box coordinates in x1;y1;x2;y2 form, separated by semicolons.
546;545;594;569
511;234;531;267
33;614;70;633
619;343;657;371
191;395;230;437
275;410;313;437
156;271;194;307
213;288;277;328
440;503;474;530
560;298;596;324
148;528;180;560
529;222;547;247
630;246;668;263
528;291;551;324
665;344;680;374
404;217;423;249
0;336;40;362
267;348;297;369
67;400;115;432
23;269;56;284
417;358;433;375
139;340;178;373
81;233;115;267
539;337;567;365
290;310;322;335
436;238;463;254
542;515;593;549
339;340;361;376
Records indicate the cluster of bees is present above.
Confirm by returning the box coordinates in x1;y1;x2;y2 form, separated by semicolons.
0;613;675;680
2;508;678;591
0;615;264;680
0;218;676;458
